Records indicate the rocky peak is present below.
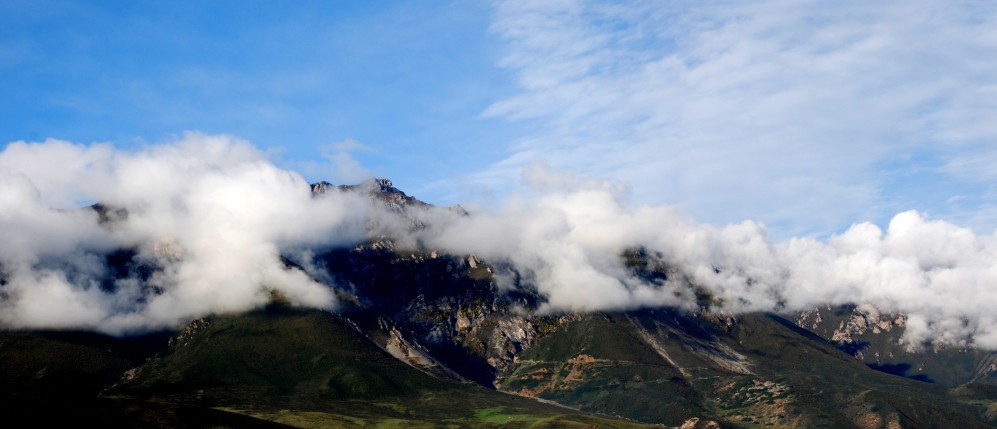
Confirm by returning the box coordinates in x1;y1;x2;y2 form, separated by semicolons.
362;178;398;193
309;181;333;195
311;178;428;211
448;204;469;216
333;178;402;195
309;178;401;196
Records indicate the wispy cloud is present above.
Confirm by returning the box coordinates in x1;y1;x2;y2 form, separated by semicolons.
298;139;375;185
482;0;997;236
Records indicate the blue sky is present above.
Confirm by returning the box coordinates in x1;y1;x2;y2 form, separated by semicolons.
3;0;997;238
1;1;517;190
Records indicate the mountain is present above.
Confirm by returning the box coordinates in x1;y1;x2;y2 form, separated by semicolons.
792;304;997;387
1;178;995;428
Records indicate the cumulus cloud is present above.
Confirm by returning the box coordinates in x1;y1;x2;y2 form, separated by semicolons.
0;134;370;334
1;136;996;350
482;0;997;237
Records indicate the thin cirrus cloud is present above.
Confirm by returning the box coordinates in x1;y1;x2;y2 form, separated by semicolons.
478;0;997;238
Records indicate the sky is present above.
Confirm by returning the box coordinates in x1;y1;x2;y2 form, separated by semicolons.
3;0;997;238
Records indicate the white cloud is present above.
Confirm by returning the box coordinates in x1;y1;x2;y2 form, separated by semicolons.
1;136;996;349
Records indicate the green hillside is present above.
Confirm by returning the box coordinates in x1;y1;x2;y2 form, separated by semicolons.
0;329;290;428
108;305;657;428
497;312;710;424
497;310;996;428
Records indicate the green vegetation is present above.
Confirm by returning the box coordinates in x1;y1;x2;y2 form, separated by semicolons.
719;313;993;428
498;310;997;428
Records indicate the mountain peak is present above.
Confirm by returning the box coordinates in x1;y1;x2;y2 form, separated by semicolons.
364;178;396;191
310;178;428;211
309;181;334;195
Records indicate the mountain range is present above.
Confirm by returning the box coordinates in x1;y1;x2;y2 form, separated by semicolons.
1;179;995;428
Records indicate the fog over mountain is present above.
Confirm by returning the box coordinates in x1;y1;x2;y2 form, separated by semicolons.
1;134;995;349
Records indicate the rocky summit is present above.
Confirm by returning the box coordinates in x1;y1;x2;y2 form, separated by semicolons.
1;180;995;428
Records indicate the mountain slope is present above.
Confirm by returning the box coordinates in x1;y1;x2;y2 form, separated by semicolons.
108;304;657;428
794;304;997;386
493;309;994;428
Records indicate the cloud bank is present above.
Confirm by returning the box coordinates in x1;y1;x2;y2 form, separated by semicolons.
421;164;997;349
1;136;996;350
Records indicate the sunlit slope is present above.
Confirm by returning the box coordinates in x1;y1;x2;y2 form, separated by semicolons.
498;310;995;428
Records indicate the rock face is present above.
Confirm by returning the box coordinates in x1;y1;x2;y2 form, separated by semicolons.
317;238;544;386
681;417;722;429
797;303;908;357
318;178;429;212
167;318;209;350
